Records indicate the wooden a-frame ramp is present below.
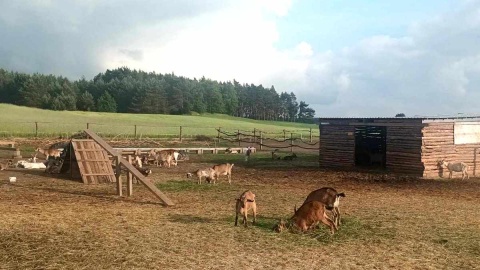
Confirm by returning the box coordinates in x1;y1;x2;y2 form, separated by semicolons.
83;129;174;206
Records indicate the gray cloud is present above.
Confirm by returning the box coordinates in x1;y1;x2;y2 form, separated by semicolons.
0;0;231;78
292;1;480;117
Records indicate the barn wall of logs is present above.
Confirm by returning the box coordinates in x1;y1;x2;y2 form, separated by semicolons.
386;123;423;175
319;118;480;178
319;121;355;168
422;122;480;178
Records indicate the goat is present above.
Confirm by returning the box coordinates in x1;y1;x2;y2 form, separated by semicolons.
133;155;143;168
235;190;257;227
154;150;175;167
283;153;297;161
211;163;234;184
226;148;238;154
439;159;469;180
291;201;337;234
187;168;216;184
35;147;61;160
134;165;152;176
16;160;46;169
302;187;346;227
45;159;63;174
271;149;281;160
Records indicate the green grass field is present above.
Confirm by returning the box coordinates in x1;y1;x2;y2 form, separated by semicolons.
0;103;318;139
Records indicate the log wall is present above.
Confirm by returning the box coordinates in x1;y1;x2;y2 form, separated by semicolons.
319;123;355;168
421;122;480;178
386;125;423;175
319;118;480;178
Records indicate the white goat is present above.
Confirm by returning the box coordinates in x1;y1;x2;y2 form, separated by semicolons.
16;160;46;169
439;159;469;180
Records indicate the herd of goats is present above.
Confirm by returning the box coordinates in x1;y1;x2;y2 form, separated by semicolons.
0;144;472;235
127;147;346;234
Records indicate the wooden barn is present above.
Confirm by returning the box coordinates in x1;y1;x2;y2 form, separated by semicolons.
318;117;480;178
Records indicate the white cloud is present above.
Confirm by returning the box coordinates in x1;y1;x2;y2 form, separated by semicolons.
1;0;480;117
274;1;480;117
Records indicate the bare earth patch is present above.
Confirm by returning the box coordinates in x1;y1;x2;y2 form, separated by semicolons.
1;154;479;269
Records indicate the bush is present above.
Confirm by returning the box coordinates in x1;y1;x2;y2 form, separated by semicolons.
194;135;212;141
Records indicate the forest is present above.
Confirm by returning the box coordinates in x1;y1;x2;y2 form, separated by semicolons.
0;67;316;123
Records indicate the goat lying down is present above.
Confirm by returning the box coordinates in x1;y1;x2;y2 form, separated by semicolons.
439;159;469;180
16;160;47;169
235;190;257;227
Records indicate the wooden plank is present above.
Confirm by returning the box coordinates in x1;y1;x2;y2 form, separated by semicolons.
127;155;133;197
72;141;88;184
84;129;174;206
119;158;174;206
84;129;118;156
72;139;116;184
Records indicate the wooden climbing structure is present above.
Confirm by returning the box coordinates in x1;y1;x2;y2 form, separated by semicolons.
83;129;174;206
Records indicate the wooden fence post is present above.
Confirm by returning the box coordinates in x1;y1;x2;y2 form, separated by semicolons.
116;155;122;196
310;128;312;143
217;127;221;143
35;122;38;137
253;128;256;144
260;131;263;150
283;129;286;141
179;126;183;142
127;155;133;196
87;123;90;129
290;133;294;152
134;125;137;139
238;130;241;147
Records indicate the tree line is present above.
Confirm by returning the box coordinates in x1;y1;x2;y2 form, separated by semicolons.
0;67;316;123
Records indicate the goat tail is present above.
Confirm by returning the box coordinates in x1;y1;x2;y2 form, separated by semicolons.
337;192;346;198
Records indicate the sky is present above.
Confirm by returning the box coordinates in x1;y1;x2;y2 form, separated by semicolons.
1;0;479;117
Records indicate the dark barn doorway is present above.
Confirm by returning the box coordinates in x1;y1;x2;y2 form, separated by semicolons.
355;126;386;168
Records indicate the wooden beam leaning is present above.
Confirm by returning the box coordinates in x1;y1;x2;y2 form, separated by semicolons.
84;129;174;206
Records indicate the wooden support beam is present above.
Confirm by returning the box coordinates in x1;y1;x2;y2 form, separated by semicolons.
127;155;133;197
116;155;122;196
84;129;174;206
119;158;174;206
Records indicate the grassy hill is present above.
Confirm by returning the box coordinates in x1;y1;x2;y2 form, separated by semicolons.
0;103;318;138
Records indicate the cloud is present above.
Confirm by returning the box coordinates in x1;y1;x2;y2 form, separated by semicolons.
276;1;480;117
1;0;479;117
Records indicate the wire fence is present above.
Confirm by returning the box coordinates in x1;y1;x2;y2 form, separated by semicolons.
217;128;319;152
0;122;320;145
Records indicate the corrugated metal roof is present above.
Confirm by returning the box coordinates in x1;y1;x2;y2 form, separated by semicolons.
317;115;480;120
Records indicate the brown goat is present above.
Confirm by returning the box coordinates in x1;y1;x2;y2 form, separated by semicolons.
235;190;257;227
302;187;345;226
291;201;337;234
35;147;61;160
154;150;175;167
211;163;234;184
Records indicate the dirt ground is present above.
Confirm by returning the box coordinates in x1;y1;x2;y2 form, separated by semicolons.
1;153;479;270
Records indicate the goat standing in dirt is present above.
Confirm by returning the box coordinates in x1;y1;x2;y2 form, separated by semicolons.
187;168;216;184
211;163;234;184
235;190;257;227
35;147;61;160
439;159;469;180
